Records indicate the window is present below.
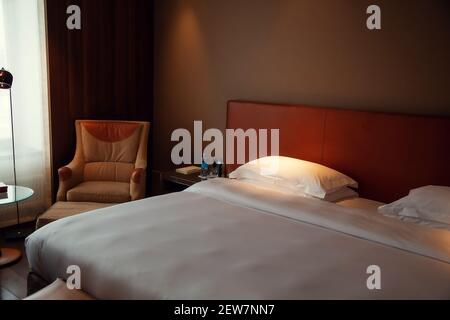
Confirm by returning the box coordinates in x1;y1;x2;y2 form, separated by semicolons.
0;0;51;227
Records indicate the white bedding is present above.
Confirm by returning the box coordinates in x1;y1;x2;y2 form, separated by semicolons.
26;179;450;299
337;197;385;212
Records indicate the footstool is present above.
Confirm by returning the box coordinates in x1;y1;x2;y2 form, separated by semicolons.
36;202;115;229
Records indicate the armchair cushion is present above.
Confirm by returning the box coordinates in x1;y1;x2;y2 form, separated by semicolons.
84;162;134;183
67;181;131;203
81;122;142;163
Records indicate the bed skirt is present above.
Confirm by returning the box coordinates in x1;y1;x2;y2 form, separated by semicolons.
27;271;50;296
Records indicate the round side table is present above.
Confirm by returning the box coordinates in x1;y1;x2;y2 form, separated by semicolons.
0;185;34;267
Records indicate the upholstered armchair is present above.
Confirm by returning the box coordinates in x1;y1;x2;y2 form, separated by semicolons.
57;120;150;203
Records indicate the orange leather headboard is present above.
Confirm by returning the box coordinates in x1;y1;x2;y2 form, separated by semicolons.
226;100;450;203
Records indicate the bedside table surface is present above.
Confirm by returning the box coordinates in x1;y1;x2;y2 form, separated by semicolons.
162;170;203;187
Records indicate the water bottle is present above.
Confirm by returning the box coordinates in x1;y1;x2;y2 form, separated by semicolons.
215;160;223;178
200;159;209;180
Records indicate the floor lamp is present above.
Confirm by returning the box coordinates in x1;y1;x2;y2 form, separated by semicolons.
0;68;22;232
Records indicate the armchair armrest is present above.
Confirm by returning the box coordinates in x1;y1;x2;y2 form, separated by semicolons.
130;167;146;201
56;160;84;201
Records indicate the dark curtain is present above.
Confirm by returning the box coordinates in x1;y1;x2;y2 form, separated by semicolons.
46;0;153;200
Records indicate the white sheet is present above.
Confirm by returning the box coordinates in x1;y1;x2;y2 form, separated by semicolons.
26;179;450;299
337;197;385;212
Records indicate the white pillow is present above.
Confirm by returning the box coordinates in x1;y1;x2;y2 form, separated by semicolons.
239;178;358;202
229;156;358;199
378;185;450;228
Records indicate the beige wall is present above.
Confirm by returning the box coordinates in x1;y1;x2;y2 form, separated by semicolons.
154;0;450;170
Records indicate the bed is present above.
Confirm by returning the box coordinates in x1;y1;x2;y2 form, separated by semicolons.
25;101;450;299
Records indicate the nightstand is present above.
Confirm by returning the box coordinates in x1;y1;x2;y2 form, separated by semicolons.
160;170;203;193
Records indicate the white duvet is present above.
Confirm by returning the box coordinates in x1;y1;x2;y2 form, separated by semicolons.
26;179;450;299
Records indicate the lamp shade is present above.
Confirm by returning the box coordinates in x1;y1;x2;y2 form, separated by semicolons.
0;68;13;89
